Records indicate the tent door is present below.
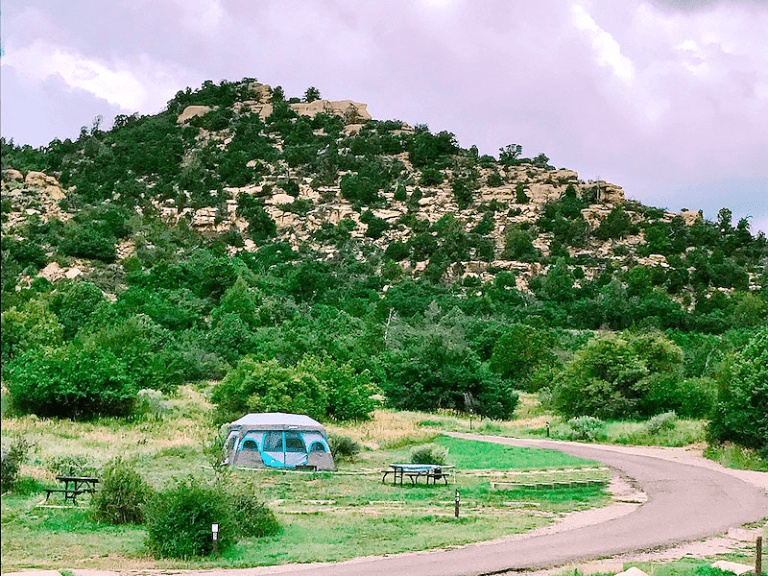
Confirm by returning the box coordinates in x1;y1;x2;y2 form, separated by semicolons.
262;431;285;467
284;431;308;467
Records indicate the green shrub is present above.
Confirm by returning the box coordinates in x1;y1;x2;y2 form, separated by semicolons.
419;168;444;186
708;329;768;452
410;443;449;466
564;416;607;442
136;389;172;418
91;458;152;524
365;216;389;239
145;477;234;558
486;172;504;187
229;488;279;538
5;344;136;419
60;222;117;262
328;433;362;460
1;436;32;493
46;454;98;477
212;357;327;424
645;411;677;435
551;332;687;420
515;183;529;204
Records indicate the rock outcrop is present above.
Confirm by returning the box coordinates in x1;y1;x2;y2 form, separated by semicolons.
177;105;213;124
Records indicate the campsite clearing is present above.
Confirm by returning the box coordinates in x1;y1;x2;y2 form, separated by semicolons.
0;388;609;571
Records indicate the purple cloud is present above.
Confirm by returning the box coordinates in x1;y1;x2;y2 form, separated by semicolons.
1;0;765;232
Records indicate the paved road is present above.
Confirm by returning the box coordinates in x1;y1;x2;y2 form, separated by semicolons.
209;435;768;576
12;437;757;576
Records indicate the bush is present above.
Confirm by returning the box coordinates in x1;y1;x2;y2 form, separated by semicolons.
564;416;607;442
645;412;677;435
228;488;279;538
708;329;768;452
136;389;172;418
328;433;362;460
46;454;97;477
551;332;687;420
91;458;152;524
410;443;449;466
212;357;327;424
60;222;117;263
145;477;235;558
489;324;557;386
5;344;136;419
1;436;32;493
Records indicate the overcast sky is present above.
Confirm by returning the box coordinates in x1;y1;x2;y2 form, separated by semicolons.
2;0;766;233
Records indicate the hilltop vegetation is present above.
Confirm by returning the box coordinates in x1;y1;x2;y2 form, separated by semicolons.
1;78;767;454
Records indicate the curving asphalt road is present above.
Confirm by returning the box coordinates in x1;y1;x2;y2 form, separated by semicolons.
211;434;768;576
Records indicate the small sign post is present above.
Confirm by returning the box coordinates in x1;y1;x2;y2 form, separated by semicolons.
756;535;762;576
454;489;460;519
212;523;220;556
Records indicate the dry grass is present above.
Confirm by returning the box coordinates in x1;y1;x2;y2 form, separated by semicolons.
327;409;438;449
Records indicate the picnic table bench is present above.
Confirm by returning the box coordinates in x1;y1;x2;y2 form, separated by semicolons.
45;476;99;505
381;464;455;486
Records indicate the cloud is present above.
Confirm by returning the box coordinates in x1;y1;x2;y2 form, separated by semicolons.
571;2;635;84
2;41;147;110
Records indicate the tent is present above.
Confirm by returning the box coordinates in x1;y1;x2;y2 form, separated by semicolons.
223;413;335;471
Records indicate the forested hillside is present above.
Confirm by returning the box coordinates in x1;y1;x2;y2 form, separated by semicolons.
2;78;766;453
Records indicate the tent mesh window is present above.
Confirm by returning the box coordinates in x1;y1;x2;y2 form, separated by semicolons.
264;431;283;452
285;431;306;453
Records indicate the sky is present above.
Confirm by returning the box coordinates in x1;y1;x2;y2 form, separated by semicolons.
1;0;766;233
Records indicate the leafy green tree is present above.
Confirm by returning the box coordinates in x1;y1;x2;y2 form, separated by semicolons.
551;332;691;420
50;281;107;340
499;144;522;165
593;205;638;241
539;258;576;303
6;344;135;419
708;329;768;452
503;225;540;262
489;324;557;386
212;357;328;424
301;357;377;421
83;315;183;391
408;129;458;168
212;276;263;328
382;311;518;419
236;193;277;242
303;86;321;102
1;299;63;364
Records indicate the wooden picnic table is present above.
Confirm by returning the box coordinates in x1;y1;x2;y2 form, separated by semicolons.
45;476;99;505
381;464;455;486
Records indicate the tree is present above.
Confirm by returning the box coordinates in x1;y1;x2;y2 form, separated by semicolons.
551;332;693;420
489;324;557;386
498;144;522;165
6;344;135;419
708;329;768;452
50;281;107;340
212;357;327;424
271;85;285;102
303;86;321;103
1;299;63;364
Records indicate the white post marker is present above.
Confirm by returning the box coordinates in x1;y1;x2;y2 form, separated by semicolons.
454;489;460;519
212;523;220;555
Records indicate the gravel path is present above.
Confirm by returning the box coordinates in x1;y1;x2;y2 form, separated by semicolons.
7;436;768;576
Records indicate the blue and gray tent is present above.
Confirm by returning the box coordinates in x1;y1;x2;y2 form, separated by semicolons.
223;413;335;471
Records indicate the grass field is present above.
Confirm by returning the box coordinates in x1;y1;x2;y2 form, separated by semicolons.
1;385;608;571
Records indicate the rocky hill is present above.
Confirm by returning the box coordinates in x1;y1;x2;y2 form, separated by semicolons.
2;78;766;327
